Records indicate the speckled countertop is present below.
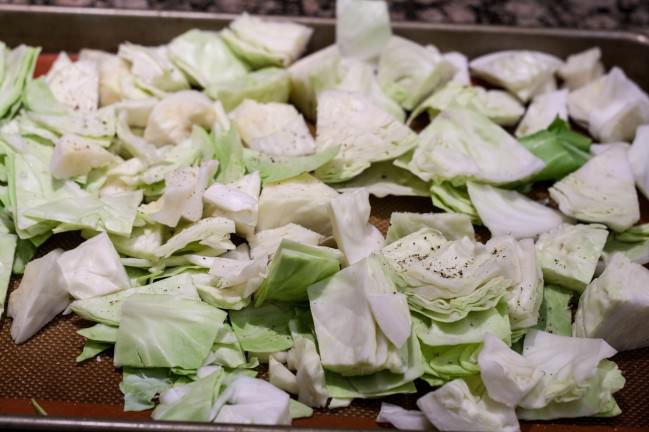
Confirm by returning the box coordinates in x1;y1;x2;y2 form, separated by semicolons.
1;0;648;35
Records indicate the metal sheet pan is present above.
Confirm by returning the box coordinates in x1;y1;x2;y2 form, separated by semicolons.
1;5;649;432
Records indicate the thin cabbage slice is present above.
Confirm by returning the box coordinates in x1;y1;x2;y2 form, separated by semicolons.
118;42;189;93
334;161;429;199
230;302;295;353
7;249;69;344
336;0;391;61
536;223;608;292
376;403;432;431
230;99;315;156
257;173;338;236
50;134;116;179
467;182;566;239
204;171;261;237
515;90;568;138
574;253;649;351
329;188;384;266
478;333;542;407
0;44;40;120
407;108;544;184
378;37;455;110
417;376;520;432
249;223;324;261
313;90;419;183
205;68;290;112
558;47;604;90
470;50;562;102
429;182;480;224
549;145;639;231
221;13;313;68
213;376;291;425
168;29;248;88
154;217;236;258
213;126;245;184
57;232;130;299
386;212;474;243
243;146;338;186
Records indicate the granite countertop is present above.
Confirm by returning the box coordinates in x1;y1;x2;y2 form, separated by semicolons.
1;0;648;35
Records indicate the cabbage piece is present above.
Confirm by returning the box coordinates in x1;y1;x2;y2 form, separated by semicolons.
558;47;604;91
533;285;573;336
515;90;568;138
408;81;524;127
444;52;470;85
379;228;508;303
429;182;480;224
70;274;200;326
378;37;455;110
536;223;608;292
155;217;235;258
329;188;384;266
257;173;338;236
289;399;314;419
413;301;511;347
287;312;329;407
308;256;413;376
549;145;639;231
334;161;429;198
629;124;649;199
50;134;116;180
243;146;338;185
79;49;131;106
336;60;405;121
120;367;180;412
207;256;266;307
221;14;312;68
230;100;315;156
230;302;295;353
478;333;542;407
486;237;543;329
204;172;260;237
314;90;419;183
602;223;649;266
57;232;130;299
574;253;649;351
568;67;649;142
407;108;544;184
206;68;290;111
417;376;520;432
420;343;480;386
336;0;391;61
168;29;248;88
114;293;226;369
249;223;324;261
144;91;223;147
0;232;16;318
111;223;166;261
152;368;226;422
386;212;474;243
77;323;117;344
0;44;40;120
46;52;98;113
467;182;565;239
118;42;189;93
214;376;291;425
115;111;160;165
288;45;342;121
255;240;341;305
518;117;592;182
214;127;246;184
518;330;623;419
269;357;298;394
204;324;249;368
7;249;69;344
376;403;432;431
470;50;562;102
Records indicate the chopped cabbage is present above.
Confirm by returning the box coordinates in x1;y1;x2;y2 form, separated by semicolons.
230;302;295;353
0;232;16;318
119;367;179;412
222;13;312;68
378;37;455;110
118;42;189;93
386;211;474;243
58;232;130;299
629;124;649;199
470;50;562;102
46;52;98;113
168;29;248;88
0;44;40;119
257;173;338;236
467;182;566;239
154;216;236;258
429;182;480;224
407;108;544;184
336;0;391;61
50;133;116;179
329;188;384;266
574;253;649;351
213;127;246;184
549;145;639;231
243;146;338;185
78;49;131;106
536;223;608;292
376;403;432;431
114;293;226;369
204;172;260;237
334;161;429;198
558;47;604;90
214;376;291;425
444;52;470;85
602;223;649;266
269;357;298;394
515;90;568;138
230;100;315;156
534;284;573;336
249;223;324;261
205;67;290;112
313;90;419;183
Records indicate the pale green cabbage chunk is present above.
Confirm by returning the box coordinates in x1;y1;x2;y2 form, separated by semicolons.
230;302;295;353
0;232;17;318
214;376;291;425
515;89;568;138
558;47;604;91
336;0;391;61
205;67;290;112
334;161;429;199
46;52;98;113
376;402;432;431
386;211;474;243
118;42;190;93
629;124;649;200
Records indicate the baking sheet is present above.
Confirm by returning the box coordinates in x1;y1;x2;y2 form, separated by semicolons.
1;5;649;431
